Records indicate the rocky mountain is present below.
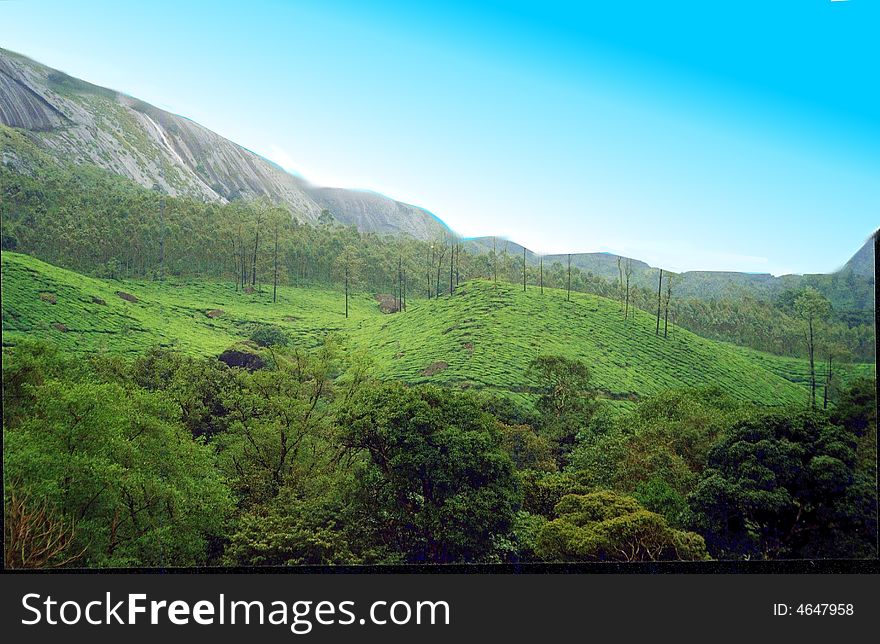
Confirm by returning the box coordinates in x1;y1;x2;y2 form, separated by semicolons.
0;48;447;239
842;234;876;278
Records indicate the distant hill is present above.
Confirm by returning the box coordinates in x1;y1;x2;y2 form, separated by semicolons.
465;235;876;312
0;48;447;240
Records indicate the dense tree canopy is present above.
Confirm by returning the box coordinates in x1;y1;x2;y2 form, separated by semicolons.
536;491;709;562
688;410;876;559
336;383;518;563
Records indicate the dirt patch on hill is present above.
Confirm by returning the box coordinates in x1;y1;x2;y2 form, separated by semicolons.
463;341;474;354
205;309;225;318
91;296;106;305
116;291;138;303
422;361;448;376
375;294;400;314
53;323;67;332
39;292;57;304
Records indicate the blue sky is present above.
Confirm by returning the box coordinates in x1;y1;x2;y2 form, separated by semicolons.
1;0;878;274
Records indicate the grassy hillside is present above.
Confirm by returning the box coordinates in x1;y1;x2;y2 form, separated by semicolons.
350;280;867;407
2;251;871;408
0;251;378;355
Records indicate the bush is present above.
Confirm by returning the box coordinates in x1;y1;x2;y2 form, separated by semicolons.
250;325;289;347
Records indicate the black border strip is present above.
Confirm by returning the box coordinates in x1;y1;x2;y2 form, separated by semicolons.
2;560;879;575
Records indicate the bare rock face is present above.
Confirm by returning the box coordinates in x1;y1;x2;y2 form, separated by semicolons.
0;48;448;241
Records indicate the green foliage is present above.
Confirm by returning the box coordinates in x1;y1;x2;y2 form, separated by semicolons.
213;344;341;506
224;490;359;566
337;382;518;563
250;325;289;347
500;423;557;472
529;355;598;459
568;387;750;526
795;287;832;326
2;343;233;567
518;470;591;517
688;410;877;559
536;491;709;561
831;377;876;438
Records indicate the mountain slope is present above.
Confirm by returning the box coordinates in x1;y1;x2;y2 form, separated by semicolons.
0;48;446;239
7;251;870;409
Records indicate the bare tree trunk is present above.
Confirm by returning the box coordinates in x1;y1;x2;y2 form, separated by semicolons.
656;269;663;336
664;275;673;338
567;254;571;302
823;353;832;410
344;263;349;319
807;319;816;408
875;229;879;435
231;236;238;292
273;225;279;303
428;246;433;298
617;256;623;315
158;197;165;281
664;300;669;337
450;243;454;295
251;230;259;287
493;237;497;288
435;243;447;299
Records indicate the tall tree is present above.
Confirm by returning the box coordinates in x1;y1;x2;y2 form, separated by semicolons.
492;237;498;288
398;256;403;312
540;255;544;295
795;287;831;408
335;246;362;319
427;243;434;298
655;269;664;336
523;247;527;292
435;237;448;299
250;209;264;287
158;195;166;281
273;223;279;303
450;241;455;295
663;272;674;338
566;254;572;302
624;259;633;321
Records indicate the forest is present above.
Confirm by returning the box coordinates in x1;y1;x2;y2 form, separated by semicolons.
1;124;877;567
3;338;876;566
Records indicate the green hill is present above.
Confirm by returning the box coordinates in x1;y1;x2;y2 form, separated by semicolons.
2;251;871;408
